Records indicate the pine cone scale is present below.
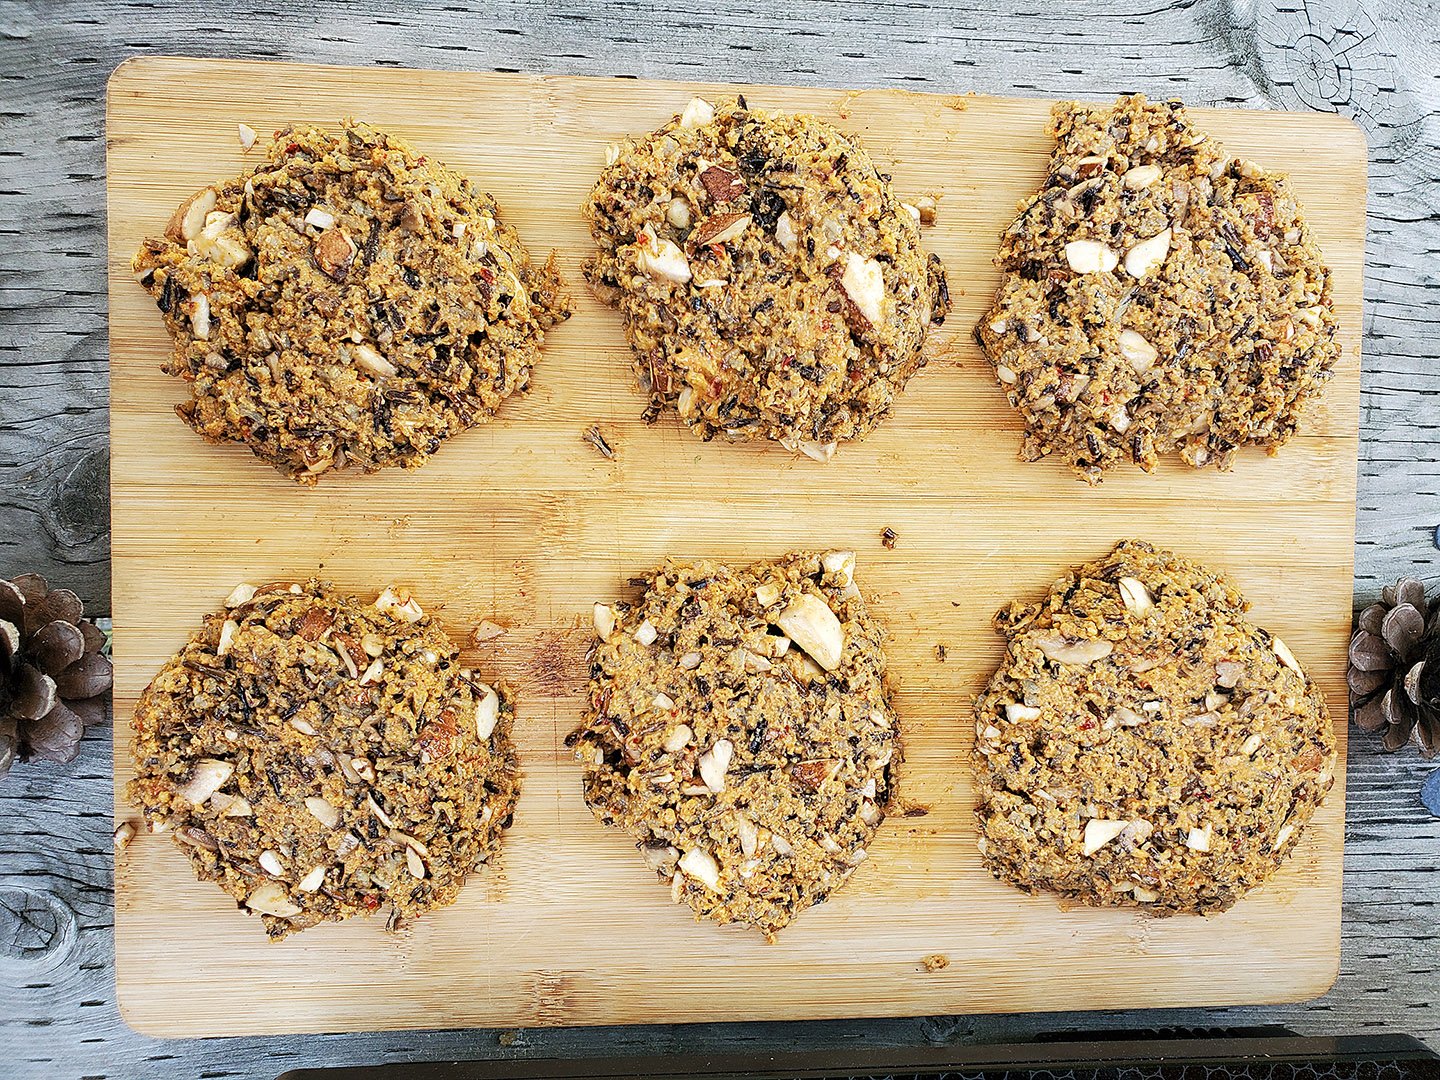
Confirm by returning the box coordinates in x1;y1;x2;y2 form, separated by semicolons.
32;620;85;676
0;574;113;781
1350;576;1440;760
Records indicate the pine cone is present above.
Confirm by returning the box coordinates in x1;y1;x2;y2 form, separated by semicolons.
1349;576;1440;758
0;573;113;780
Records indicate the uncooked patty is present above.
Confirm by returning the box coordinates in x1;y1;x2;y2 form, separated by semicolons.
569;551;897;938
975;95;1339;482
972;540;1335;914
127;580;519;938
134;121;572;483
583;96;950;461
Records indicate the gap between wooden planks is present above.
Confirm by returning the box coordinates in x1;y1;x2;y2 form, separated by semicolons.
105;57;1365;1038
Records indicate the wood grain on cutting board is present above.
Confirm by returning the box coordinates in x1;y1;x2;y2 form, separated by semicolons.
105;57;1365;1037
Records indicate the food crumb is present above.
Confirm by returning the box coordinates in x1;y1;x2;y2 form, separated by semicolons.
881;527;897;549
472;619;507;644
922;953;950;972
497;1030;518;1048
237;122;257;151
113;820;137;855
936;643;947;663
583;424;616;460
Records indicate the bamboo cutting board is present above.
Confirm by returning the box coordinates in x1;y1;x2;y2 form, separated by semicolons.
106;57;1366;1038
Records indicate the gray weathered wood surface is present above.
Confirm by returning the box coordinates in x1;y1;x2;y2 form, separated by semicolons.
1;0;1437;1076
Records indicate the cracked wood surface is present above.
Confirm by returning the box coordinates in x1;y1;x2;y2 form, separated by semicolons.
1;0;1437;1077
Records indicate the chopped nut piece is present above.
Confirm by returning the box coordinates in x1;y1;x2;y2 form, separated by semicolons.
1122;163;1162;189
821;549;856;587
237;123;258;151
245;881;301;918
365;793;393;828
635;225;691;283
1271;636;1304;677
692;212;750;247
679;96;715;128
351;343;396;378
166;186;219;243
474;684;500;739
472;620;506;643
1005;703;1041;722
1124;228;1172;279
225;583;257;608
1117;329;1158;372
113;821;137;853
178;759;233;805
1118;576;1156;616
211;793;253;817
633;619;658;646
1082;818;1129;856
304;796;341;829
406;846;427;879
1064;239;1119;274
841;252;886;326
313;227;356;279
795;439;837;463
678;847;721;891
698;165;744;202
1036;634;1113;665
774;210;799;252
259;849;285;876
663;724;693;753
1187;825;1212;851
304;207;337;230
593;603;617;642
184;293;212;340
698;738;734;792
773;593;845;671
296;865;326;893
735;813;759;857
665;198;692;228
743;650;773;673
374;586;423;623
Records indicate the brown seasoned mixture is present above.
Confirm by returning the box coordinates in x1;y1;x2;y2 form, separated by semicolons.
584;96;950;461
973;540;1335;913
976;95;1339;482
134;121;572;483
128;580;518;938
571;551;897;938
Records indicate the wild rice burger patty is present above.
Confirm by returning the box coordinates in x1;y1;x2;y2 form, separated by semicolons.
127;580;519;938
570;550;897;938
584;96;950;461
973;540;1335;914
134;121;572;483
976;95;1339;482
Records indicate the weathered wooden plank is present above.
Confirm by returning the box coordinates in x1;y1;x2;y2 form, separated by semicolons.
0;0;1437;1075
